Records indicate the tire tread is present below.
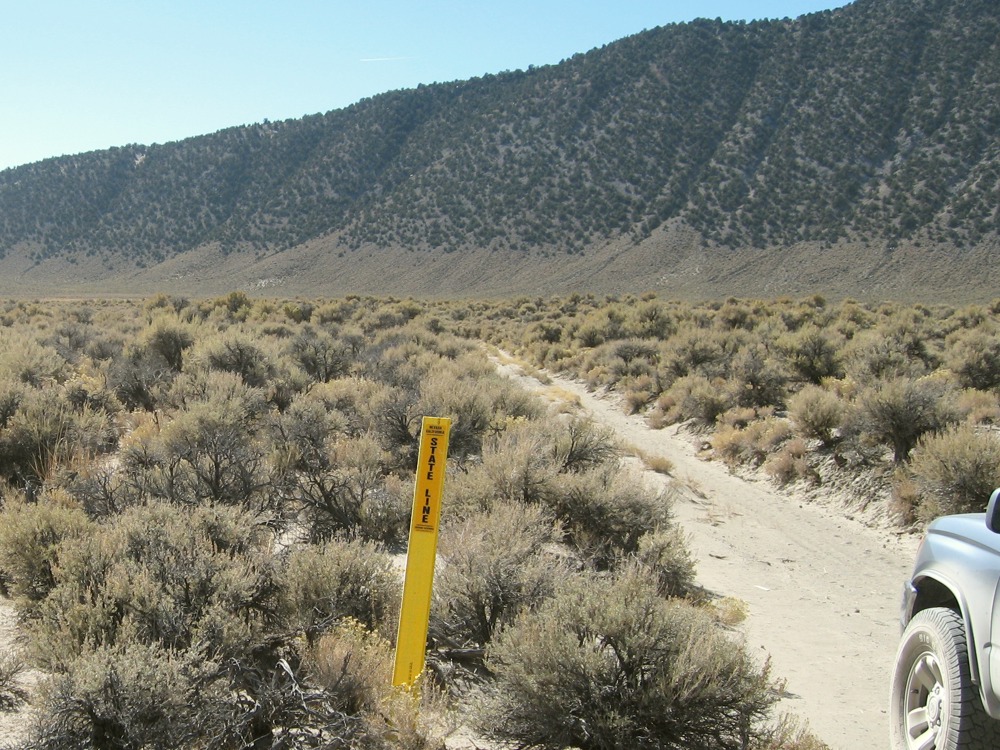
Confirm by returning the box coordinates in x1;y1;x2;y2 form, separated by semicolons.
891;607;1000;749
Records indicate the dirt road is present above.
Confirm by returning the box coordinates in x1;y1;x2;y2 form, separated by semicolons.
493;355;920;750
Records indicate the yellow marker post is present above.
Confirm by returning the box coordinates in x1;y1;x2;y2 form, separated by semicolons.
392;416;451;687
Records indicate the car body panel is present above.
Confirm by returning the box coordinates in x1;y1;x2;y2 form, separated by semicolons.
904;505;1000;718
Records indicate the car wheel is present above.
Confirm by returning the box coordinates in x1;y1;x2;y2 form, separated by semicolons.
890;607;998;749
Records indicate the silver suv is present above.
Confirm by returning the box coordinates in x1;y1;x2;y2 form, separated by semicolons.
891;489;1000;749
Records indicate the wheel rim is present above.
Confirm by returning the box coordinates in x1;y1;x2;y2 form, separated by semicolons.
903;651;948;750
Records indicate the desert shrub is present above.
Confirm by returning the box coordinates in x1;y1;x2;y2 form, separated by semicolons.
26;642;223;750
0;492;94;604
141;318;195;372
535;342;577;368
0;379;26;428
661;374;733;427
660;327;726;379
313;300;349;324
305;376;372;417
764;438;812;486
279;538;400;638
623;376;658;414
608;339;658;380
448;412;611;523
712;424;749;466
353;474;413;547
717;406;760;429
58;458;139;520
362;338;430;394
0;390;76;486
46;321;93;365
359;303;418;335
416;369;500;462
759;717;832;750
574;307;627;348
306;622;451;750
779;325;844;385
710;596;750;628
311;377;403;440
844;323;933;382
144;293;189;317
202;290;253;322
582;360;613;389
0;330;67;386
68;403;120;462
284;431;406;544
143;396;278;514
308;620;393;715
478;571;777;750
626;299;675;339
753;419;795;455
711;417;794;468
728;345;788;409
0;649;26;709
192;330;276;388
947;325;1000;392
550;416;618;472
632;526;698;599
271;390;350;468
432;503;559;647
715;299;760;331
957;388;1000;425
366;384;421;466
439;460;503;519
788;385;845;447
908;424;1000;519
889;470;922;527
477;422;560;508
29;502;278;670
287;326;351;383
548;466;671;569
85;329;127;362
282;299;314;323
635;449;674;475
525;320;564;346
61;369;123;417
107;342;175;411
26;518;429;750
575;321;606;348
0;385;118;487
851;377;959;463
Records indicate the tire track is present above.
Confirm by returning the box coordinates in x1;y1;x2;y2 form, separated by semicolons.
493;355;920;749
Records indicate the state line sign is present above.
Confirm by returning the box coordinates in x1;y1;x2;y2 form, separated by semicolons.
392;416;451;687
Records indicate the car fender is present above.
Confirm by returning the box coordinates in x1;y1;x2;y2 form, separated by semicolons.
911;543;1000;718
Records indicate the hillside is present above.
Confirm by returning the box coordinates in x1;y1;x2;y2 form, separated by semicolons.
0;0;998;300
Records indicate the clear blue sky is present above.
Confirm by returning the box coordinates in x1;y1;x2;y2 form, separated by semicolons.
1;1;850;171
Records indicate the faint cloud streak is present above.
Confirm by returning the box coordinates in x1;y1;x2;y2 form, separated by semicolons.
359;56;416;63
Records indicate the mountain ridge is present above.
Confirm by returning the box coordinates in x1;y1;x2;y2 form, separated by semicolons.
1;0;997;301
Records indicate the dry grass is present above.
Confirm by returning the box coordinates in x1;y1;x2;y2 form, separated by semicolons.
538;385;580;409
626;445;674;475
709;596;749;627
673;473;706;499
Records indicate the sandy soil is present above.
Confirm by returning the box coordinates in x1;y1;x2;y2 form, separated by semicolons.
492;355;921;750
0;598;39;749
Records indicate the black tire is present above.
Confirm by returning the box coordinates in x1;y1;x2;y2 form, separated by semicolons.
890;607;1000;749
